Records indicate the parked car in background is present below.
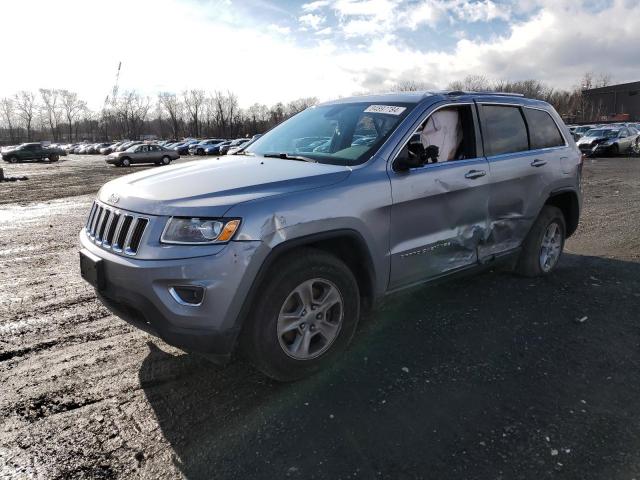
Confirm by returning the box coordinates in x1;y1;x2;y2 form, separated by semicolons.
106;144;179;167
203;141;231;155
188;139;226;156
571;125;597;141
226;138;255;156
174;139;200;155
101;141;128;155
219;138;249;155
577;127;639;156
91;142;113;154
2;143;63;163
115;141;142;152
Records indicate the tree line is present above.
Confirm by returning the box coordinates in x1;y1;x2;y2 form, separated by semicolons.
0;89;319;145
0;72;613;145
394;72;614;123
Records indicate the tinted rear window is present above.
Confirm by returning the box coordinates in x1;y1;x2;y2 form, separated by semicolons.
481;105;529;156
524;108;565;149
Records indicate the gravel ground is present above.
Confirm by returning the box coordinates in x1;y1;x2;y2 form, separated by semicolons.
0;154;639;479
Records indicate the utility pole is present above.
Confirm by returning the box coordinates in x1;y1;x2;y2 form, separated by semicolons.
102;62;121;140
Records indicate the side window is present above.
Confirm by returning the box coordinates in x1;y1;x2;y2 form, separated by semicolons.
620;129;629;137
480;105;528;156
524;108;565;149
415;105;477;163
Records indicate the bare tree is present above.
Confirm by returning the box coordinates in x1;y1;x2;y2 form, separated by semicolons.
59;90;86;142
14;91;37;141
39;89;64;141
0;97;17;143
114;91;150;139
286;97;318;116
183;89;206;137
392;80;431;92
448;75;492;92
158;92;182;139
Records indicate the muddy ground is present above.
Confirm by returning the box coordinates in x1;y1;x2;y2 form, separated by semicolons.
0;154;639;479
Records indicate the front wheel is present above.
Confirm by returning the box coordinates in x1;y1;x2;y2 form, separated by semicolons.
8;156;18;164
515;205;566;277
241;248;360;382
48;154;59;162
610;144;619;157
121;158;131;167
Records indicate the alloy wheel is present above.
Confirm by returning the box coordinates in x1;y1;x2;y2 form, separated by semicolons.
277;278;344;360
539;222;562;272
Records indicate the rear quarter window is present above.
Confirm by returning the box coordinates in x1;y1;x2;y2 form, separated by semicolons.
480;105;529;156
524;108;565;149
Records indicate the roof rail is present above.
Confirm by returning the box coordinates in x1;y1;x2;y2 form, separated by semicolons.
446;90;525;97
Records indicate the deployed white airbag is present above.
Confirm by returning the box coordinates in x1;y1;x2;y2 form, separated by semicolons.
420;109;463;162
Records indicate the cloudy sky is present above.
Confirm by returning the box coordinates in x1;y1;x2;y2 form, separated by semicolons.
2;0;638;108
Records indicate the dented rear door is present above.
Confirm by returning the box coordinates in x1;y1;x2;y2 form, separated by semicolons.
475;102;547;258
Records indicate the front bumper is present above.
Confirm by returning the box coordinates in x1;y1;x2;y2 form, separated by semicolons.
579;142;614;155
80;231;265;360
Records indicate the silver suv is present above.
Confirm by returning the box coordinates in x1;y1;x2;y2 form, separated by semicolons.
79;91;582;381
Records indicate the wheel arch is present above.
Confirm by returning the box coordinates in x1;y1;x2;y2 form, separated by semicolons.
545;189;580;237
236;229;377;337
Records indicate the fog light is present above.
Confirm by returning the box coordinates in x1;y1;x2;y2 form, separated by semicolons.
169;286;205;306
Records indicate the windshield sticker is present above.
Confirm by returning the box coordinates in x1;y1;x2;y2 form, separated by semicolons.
364;105;406;116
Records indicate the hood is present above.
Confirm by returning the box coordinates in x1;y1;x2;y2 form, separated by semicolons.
97;156;352;216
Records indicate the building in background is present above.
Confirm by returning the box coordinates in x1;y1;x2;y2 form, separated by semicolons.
582;81;640;122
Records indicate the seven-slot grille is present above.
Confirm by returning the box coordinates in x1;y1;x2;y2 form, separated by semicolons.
85;201;149;256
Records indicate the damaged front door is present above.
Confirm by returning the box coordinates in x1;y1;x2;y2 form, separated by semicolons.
387;103;490;291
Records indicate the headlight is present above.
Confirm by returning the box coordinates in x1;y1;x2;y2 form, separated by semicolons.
161;217;241;244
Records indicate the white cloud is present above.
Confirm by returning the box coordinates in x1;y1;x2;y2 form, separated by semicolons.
268;23;292;34
315;26;334;35
0;0;638;110
302;0;332;11
299;13;326;29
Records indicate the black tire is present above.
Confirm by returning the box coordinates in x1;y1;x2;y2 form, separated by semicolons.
8;156;18;164
515;205;566;277
49;154;59;162
161;156;171;166
121;157;131;167
197;148;204;156
610;144;619;157
241;248;360;382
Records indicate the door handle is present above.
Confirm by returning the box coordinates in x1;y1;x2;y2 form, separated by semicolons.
464;169;486;179
531;159;547;167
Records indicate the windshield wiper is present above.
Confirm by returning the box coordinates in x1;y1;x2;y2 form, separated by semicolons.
263;152;317;163
231;150;254;156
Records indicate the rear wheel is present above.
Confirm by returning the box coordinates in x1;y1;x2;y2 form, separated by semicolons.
515;205;566;277
161;156;171;166
241;248;360;382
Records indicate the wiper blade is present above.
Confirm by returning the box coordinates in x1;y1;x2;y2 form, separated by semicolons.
263;152;317;163
231;150;254;156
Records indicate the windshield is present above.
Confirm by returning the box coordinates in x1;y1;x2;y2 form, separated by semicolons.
125;145;139;152
244;102;414;165
586;129;618;138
